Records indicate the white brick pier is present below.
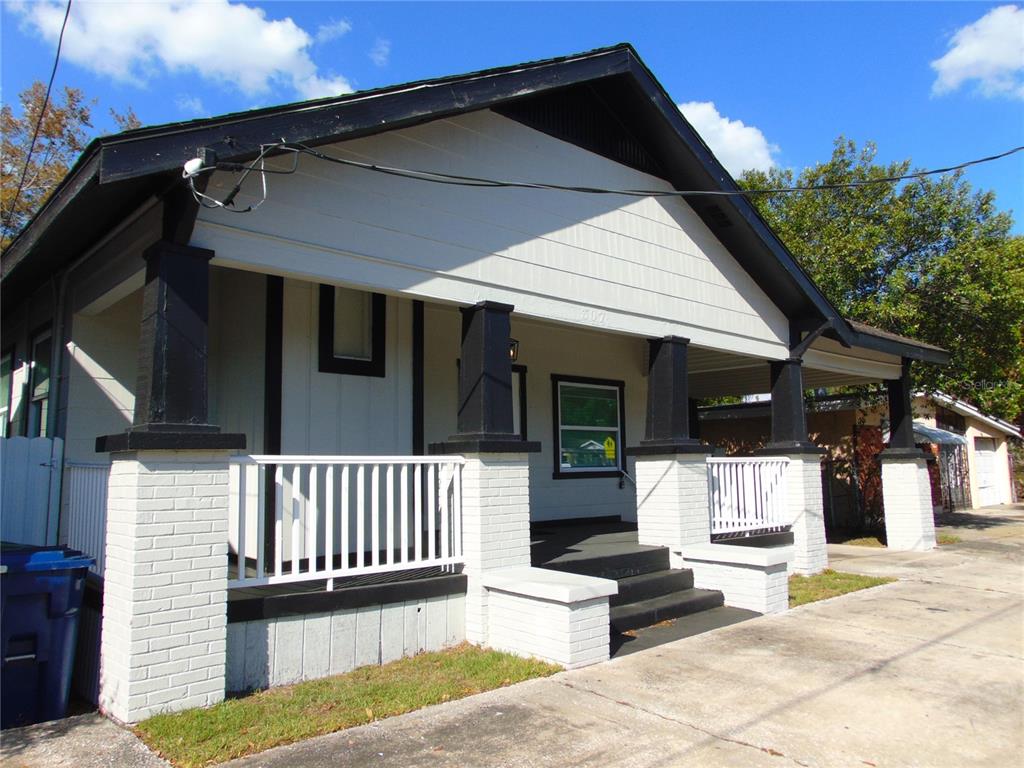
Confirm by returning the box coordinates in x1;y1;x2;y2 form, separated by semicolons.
635;453;712;557
786;454;828;575
99;450;231;724
881;455;937;551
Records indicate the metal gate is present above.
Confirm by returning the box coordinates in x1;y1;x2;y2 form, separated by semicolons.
1;436;64;545
937;444;971;512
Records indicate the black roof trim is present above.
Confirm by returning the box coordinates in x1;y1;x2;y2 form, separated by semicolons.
1;43;945;365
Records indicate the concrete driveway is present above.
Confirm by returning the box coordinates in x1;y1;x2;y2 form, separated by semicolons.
4;504;1022;768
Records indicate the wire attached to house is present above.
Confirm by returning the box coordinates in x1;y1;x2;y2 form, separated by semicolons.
184;138;1024;211
3;0;73;234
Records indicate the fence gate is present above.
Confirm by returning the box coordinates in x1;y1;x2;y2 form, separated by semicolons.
1;436;64;546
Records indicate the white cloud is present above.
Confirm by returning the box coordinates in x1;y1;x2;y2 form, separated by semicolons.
369;38;391;67
931;5;1024;99
175;94;205;115
11;0;352;99
316;18;352;45
677;101;779;176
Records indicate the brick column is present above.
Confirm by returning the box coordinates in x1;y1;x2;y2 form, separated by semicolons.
634;454;712;551
99;450;231;724
786;455;827;574
458;452;531;644
881;456;936;551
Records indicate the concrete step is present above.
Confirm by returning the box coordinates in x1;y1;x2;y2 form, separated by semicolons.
610;588;725;632
610;569;694;607
610;606;760;658
538;546;670;580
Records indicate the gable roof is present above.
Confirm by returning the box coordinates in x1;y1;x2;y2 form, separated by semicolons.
0;43;946;364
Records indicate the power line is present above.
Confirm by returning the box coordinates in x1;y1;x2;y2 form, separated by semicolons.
4;0;73;234
188;139;1024;210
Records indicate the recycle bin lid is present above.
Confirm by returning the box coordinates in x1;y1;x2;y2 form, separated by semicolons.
0;543;95;572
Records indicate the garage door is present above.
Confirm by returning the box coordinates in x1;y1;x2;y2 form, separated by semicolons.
974;438;1001;507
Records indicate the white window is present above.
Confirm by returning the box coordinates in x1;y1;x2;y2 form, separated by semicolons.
27;330;52;438
553;376;624;478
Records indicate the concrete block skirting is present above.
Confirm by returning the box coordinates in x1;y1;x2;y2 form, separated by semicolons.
634;454;711;552
679;543;792;614
882;456;937;551
481;567;618;669
225;593;465;692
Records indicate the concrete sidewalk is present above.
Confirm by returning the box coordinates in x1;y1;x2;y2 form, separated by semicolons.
4;505;1022;767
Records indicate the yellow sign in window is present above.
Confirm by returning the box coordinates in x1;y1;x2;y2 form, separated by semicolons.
604;436;616;461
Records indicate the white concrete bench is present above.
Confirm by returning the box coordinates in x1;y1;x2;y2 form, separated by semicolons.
481;566;618;669
677;543;792;614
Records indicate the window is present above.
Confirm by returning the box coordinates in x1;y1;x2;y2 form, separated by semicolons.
318;285;386;377
27;330;52;437
552;375;626;479
0;348;12;438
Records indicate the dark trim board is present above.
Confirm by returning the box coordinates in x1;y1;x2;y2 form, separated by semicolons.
513;364;528;441
412;299;425;455
551;373;627;480
228;573;467;623
263;275;283;564
317;284;387;377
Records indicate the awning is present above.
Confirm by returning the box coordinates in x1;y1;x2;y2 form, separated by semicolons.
885;420;968;446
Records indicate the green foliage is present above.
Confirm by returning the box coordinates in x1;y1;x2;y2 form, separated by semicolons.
740;138;1024;422
788;569;895;607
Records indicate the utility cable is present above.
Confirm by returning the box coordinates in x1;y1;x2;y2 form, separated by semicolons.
4;0;73;234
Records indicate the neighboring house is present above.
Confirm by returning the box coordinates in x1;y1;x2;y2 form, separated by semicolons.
0;45;949;724
700;392;1020;529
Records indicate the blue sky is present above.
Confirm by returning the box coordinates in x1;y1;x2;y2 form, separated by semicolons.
3;2;1023;231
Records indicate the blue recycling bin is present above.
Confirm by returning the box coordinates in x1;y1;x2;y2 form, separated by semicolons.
1;543;94;729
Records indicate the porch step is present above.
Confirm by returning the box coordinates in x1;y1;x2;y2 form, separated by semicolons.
610;588;725;633
536;546;670;581
610;569;694;607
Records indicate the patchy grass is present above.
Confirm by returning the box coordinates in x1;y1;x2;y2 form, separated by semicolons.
789;569;895;608
936;532;962;545
839;535;886;548
135;644;560;767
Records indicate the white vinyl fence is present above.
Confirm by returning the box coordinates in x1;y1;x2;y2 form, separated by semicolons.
228;455;465;589
64;462;110;577
707;456;791;537
1;436;63;546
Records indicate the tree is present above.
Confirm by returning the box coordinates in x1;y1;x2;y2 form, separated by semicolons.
740;138;1024;422
1;82;93;249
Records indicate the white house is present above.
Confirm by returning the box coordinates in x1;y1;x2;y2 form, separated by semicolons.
0;45;950;724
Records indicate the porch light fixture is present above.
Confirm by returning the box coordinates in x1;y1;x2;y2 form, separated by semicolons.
509;338;520;362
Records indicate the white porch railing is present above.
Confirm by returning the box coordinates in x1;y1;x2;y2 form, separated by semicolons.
228;455;465;589
707;456;790;537
65;462;109;577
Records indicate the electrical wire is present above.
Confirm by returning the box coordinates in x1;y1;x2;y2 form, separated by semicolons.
4;0;73;233
189;138;1024;210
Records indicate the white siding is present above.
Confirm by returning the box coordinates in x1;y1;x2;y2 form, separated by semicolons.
280;279;413;454
194;110;790;359
209;266;265;451
424;304;644;522
63;289;141;461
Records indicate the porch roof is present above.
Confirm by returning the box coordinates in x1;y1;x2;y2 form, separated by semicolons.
2;43;945;366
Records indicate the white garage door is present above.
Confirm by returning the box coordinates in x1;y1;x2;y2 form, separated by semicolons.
974;438;1001;507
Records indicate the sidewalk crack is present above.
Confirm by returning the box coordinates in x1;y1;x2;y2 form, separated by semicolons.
558;679;812;766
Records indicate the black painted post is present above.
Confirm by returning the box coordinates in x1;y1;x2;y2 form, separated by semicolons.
688;398;701;441
456;301;515;439
886;358;918;453
639;336;702;450
763;357;817;452
132;240;216;431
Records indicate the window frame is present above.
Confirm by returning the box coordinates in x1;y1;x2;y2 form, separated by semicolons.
318;284;387;377
0;344;14;438
550;374;626;480
26;326;53;438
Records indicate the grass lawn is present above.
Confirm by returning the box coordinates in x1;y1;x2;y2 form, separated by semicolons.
937;532;962;545
789;569;895;608
839;535;886;548
135;644;560;767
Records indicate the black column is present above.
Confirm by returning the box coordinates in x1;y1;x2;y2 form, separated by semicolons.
688;398;701;441
884;358;922;456
759;357;820;454
628;336;705;455
97;240;245;452
430;301;539;454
